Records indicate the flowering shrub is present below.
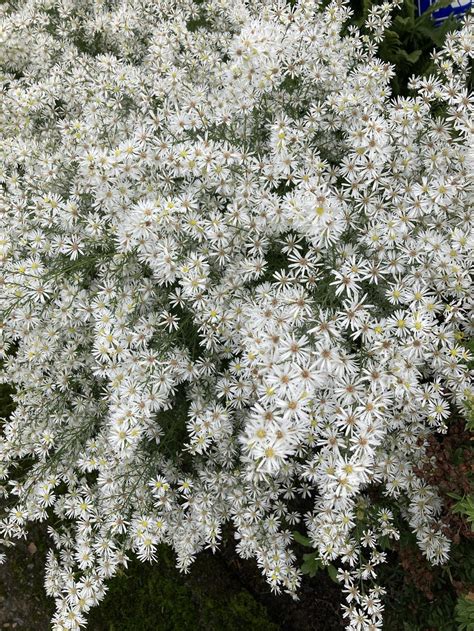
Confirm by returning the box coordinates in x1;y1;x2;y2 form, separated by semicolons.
0;0;473;628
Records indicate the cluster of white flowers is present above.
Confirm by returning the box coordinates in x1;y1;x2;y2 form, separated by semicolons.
0;0;473;628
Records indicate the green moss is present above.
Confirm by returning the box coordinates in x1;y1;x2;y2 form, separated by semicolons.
89;545;278;631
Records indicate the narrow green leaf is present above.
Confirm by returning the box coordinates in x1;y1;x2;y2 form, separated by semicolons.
422;0;456;18
293;531;312;547
404;0;415;21
393;16;413;30
327;564;339;583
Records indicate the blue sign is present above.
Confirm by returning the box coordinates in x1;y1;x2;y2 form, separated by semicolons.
418;0;472;23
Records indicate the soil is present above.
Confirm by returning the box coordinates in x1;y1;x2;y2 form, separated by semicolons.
0;526;53;630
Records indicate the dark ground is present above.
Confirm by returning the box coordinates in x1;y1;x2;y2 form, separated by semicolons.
0;529;53;630
0;524;344;631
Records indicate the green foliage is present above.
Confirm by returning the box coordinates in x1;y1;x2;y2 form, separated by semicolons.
382;539;474;630
350;0;462;95
456;595;474;631
465;338;474;364
292;530;312;547
153;383;190;461
450;494;474;531
293;531;339;582
467;411;474;432
327;563;339;584
301;553;324;578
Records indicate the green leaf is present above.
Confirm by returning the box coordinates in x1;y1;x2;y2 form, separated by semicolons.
361;0;374;21
379;31;402;58
415;23;444;45
293;531;312;547
393;16;414;31
398;49;422;64
422;0;456;18
455;595;474;631
327;564;339;584
383;30;402;46
450;496;474;531
378;535;393;551
403;0;415;21
301;554;323;578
